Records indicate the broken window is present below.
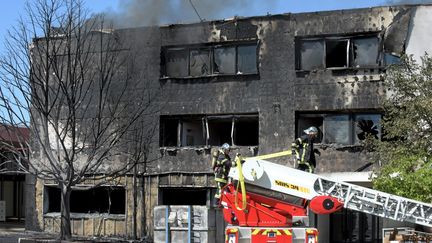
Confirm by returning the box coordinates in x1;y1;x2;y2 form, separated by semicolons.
160;188;208;205
326;39;349;68
296;34;381;70
354;114;381;143
296;112;381;145
190;48;210;76
165;48;188;77
159;114;259;147
162;42;258;78
299;40;325;70
351;37;379;67
214;46;236;74
44;186;125;214
237;45;257;74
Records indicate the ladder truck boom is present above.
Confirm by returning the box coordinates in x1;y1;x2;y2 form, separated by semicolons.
229;157;432;228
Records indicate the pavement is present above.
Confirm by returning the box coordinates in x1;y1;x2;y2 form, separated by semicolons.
0;221;55;243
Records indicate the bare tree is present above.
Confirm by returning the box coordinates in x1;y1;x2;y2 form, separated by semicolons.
0;0;158;240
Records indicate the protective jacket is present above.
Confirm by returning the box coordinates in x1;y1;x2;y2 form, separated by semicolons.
291;135;316;168
212;149;232;183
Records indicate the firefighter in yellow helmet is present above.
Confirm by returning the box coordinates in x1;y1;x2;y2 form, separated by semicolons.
212;143;232;207
291;126;321;173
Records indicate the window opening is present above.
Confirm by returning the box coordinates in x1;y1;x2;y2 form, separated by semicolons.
207;117;232;146
234;117;259;146
299;40;325;70
237;45;257;74
160;118;179;147
45;186;125;214
323;114;350;144
297;115;323;143
160;188;207;205
326;39;349;68
165;48;188;77
181;118;206;146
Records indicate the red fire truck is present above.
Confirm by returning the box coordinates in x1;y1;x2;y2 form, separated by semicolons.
220;154;432;243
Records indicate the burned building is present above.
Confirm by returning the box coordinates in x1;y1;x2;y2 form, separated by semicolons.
25;4;432;242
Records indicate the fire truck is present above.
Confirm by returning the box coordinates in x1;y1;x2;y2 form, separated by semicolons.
220;153;432;243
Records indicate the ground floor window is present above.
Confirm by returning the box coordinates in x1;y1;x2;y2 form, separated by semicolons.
159;187;209;205
330;209;382;243
44;186;126;214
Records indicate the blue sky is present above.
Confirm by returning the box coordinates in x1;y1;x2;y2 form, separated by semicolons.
0;0;414;53
0;0;390;39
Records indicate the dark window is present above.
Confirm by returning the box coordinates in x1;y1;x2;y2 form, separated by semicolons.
160;188;207;205
330;209;382;243
214;46;236;74
160;114;259;147
234;117;259;146
207;117;232;146
163;43;258;78
237;45;257;74
297;112;381;145
326;39;349;68
45;186;125;214
159;118;179;147
299;40;325;70
296;35;381;70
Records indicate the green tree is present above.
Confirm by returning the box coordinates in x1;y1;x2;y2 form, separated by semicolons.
372;54;432;202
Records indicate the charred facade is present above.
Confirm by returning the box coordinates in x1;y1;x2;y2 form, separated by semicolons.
25;4;432;242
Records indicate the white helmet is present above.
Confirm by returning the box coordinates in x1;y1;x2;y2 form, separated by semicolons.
304;126;318;135
221;143;230;151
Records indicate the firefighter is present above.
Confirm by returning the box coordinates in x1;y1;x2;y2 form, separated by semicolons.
212;143;232;207
291;126;321;173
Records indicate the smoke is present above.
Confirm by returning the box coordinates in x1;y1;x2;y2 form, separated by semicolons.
101;0;272;28
386;0;432;5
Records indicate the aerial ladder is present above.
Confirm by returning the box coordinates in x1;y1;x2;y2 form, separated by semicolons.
221;154;432;243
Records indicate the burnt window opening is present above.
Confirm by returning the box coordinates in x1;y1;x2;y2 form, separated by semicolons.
297;35;380;71
159;114;259;147
44;186;125;214
160;188;208;205
326;39;349;68
296;112;381;145
163;43;258;78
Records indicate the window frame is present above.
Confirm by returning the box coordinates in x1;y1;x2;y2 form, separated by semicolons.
162;42;258;78
296;111;382;146
159;113;259;148
296;33;381;71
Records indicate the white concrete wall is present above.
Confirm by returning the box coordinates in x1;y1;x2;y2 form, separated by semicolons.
406;6;432;63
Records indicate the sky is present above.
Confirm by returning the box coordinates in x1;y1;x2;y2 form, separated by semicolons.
0;0;427;53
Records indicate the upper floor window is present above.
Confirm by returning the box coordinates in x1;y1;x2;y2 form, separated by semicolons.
163;43;258;78
296;35;380;71
296;112;381;145
159;114;259;147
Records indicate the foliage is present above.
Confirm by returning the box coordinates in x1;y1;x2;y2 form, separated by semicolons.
372;54;432;202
